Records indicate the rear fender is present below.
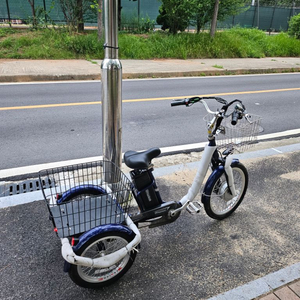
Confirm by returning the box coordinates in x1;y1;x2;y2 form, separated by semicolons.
73;224;134;252
63;224;135;272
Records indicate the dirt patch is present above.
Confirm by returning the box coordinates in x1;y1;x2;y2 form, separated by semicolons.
280;170;300;181
163;168;198;185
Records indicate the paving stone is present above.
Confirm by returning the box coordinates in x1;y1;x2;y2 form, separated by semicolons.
259;293;279;300
290;281;300;297
274;286;300;300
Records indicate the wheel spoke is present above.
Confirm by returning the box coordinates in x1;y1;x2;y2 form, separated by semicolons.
77;235;131;284
209;166;246;217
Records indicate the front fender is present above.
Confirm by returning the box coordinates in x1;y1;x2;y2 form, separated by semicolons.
202;159;239;201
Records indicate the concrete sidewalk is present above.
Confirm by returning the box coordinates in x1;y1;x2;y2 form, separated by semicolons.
0;57;300;82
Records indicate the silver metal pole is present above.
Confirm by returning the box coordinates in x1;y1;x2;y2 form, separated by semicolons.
101;0;122;169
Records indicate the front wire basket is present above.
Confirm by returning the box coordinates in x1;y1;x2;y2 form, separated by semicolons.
39;160;134;238
204;114;263;153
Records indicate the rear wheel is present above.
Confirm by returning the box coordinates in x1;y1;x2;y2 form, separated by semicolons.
68;231;137;288
202;162;248;220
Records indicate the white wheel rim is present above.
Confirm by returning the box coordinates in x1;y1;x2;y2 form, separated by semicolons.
77;235;130;283
210;167;245;216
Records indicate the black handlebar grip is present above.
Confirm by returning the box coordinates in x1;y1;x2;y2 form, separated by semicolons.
171;99;187;107
231;111;239;125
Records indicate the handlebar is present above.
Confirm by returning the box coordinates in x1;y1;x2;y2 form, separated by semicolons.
171;98;190;106
171;96;247;126
171;96;228;107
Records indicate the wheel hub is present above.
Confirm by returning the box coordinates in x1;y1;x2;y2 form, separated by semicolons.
219;183;234;201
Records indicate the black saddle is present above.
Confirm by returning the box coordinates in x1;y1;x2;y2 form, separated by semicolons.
124;148;161;169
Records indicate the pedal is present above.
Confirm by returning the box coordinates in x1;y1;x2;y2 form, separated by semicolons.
186;201;203;214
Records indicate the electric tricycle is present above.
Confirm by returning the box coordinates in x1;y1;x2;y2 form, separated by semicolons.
39;97;262;288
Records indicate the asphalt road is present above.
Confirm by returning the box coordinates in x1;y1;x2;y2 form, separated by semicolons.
0;73;300;170
0;150;299;300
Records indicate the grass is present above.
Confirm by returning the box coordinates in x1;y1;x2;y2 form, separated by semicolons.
212;64;223;69
1;27;300;59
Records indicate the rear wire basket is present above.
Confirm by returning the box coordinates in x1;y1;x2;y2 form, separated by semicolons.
39;160;134;238
204;114;263;153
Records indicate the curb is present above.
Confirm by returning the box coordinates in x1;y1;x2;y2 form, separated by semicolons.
208;262;300;300
122;67;300;79
0;74;101;83
1;67;300;83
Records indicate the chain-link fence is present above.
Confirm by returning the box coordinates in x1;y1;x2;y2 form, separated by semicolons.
0;0;65;24
0;0;299;31
220;5;300;31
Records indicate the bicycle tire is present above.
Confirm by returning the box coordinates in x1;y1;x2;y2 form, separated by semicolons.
68;230;137;288
202;162;248;220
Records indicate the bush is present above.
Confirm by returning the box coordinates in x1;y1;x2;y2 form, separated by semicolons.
288;13;300;39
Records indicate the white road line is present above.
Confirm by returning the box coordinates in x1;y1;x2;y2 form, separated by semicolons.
0;129;299;179
272;148;283;153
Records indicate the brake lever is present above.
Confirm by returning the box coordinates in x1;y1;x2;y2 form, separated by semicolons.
215;97;228;105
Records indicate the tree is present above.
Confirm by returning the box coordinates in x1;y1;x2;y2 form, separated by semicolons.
77;0;84;32
58;0;93;32
97;0;103;40
156;0;193;34
27;0;53;29
191;0;247;33
210;0;220;37
288;12;300;38
27;0;37;28
90;0;103;40
191;1;211;33
157;0;247;34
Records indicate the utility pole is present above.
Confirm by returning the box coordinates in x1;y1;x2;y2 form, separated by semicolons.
101;0;122;169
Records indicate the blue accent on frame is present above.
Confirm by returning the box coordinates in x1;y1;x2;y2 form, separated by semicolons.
208;139;217;147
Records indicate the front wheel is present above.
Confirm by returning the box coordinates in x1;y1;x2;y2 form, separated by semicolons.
68;230;137;288
202;162;248;220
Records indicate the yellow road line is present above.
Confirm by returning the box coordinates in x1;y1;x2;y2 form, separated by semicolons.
0;101;101;111
1;87;300;111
